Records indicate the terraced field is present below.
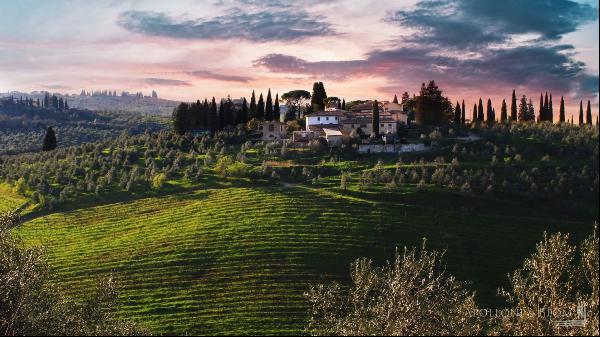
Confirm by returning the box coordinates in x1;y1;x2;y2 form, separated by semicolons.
15;186;593;335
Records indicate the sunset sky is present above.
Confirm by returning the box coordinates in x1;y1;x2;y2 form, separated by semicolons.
0;0;598;117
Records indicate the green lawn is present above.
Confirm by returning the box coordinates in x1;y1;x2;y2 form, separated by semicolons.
15;185;594;335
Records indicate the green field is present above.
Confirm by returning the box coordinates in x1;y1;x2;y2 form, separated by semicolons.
15;184;593;335
0;183;28;213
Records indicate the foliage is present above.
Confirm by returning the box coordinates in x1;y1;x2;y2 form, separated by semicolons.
306;242;481;335
0;211;145;335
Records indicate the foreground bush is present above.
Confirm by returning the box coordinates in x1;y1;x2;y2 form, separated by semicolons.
305;242;482;335
0;211;145;336
307;226;599;336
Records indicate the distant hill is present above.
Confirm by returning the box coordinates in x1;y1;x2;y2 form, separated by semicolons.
1;91;180;116
0;98;167;155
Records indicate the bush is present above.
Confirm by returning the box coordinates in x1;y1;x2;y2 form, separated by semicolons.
151;173;167;189
306;242;481;335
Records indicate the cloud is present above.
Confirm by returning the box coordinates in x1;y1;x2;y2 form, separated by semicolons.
255;44;599;96
256;0;598;98
188;70;252;83
388;0;597;49
143;78;192;86
117;9;335;42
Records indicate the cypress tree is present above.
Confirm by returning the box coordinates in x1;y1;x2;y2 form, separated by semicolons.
393;94;399;104
273;94;280;122
265;89;273;121
172;103;189;135
539;93;544;122
486;98;493;123
310;82;327;112
218;100;225;130
500;99;508;122
454;101;461;125
257;94;265;120
249;90;257;120
461;100;466;125
586;100;592;124
579;101;584;125
472;104;477;123
342;99;346;110
203;99;209;127
42;126;57;151
236;97;248;125
209;97;218;131
477;98;484;122
337;100;342;109
372;100;380;136
559;96;565;123
510;89;517;121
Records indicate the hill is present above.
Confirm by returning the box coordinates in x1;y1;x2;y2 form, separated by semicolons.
14;185;593;335
1;92;179;116
0;99;167;155
6;122;598;335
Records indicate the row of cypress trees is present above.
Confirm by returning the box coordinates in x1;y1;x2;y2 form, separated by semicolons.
451;90;595;125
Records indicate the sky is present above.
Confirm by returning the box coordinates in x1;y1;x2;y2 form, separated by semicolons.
0;0;598;117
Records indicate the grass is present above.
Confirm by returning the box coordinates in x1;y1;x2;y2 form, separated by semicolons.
15;184;594;335
0;183;28;213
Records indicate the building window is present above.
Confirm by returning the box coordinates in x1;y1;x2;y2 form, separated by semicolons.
326;117;329;120
317;117;320;121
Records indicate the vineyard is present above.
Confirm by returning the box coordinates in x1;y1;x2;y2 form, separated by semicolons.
15;185;593;335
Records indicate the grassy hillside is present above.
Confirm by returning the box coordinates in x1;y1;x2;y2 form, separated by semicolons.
15;185;593;335
0;183;28;213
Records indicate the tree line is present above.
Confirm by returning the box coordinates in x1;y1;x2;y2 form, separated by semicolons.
411;81;596;126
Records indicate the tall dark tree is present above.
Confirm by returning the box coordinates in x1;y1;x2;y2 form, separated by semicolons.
191;100;202;128
539;93;545;122
265;89;273;120
342;99;346;110
372;100;380;136
249;90;257;120
209;97;218;131
218;99;225;130
500;99;508;122
273;94;280;122
579;100;584;125
172;102;189;135
486;98;493;123
43;93;49;108
203;99;210;127
257;93;265;120
518;95;528;122
586;100;592;125
64;99;69;110
223;96;235;127
472;104;477;123
337;100;342;109
477;98;484;122
454;101;461;125
393;94;399;104
461;100;466;125
414;80;452;125
310;82;327;112
42;126;57;151
559;96;565;123
510;89;517;121
237;97;249;125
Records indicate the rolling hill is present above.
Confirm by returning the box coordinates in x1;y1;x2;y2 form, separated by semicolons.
15;185;593;335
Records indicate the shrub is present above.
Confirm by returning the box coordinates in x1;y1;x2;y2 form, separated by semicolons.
151;173;167;189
